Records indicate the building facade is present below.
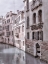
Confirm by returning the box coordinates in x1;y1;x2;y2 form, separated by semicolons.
0;16;4;43
3;11;17;45
13;10;25;51
23;0;48;61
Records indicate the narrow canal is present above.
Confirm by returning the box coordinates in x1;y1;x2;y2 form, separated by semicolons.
0;43;47;64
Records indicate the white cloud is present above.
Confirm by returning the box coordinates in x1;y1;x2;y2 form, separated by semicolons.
0;0;24;16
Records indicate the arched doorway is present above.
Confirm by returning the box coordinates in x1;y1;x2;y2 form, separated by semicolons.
36;43;40;57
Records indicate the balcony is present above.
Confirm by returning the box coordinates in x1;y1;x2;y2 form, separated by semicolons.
15;33;19;38
31;22;43;30
31;24;38;30
38;22;43;29
31;0;42;11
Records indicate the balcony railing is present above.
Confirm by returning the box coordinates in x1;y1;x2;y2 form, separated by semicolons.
38;22;43;29
31;24;38;30
31;22;43;30
15;33;19;38
31;0;42;11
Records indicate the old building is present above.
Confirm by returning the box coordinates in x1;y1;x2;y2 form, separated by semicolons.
23;0;48;62
13;10;25;51
3;11;17;45
0;16;4;43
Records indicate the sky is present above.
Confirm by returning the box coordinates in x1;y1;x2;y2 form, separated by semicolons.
0;0;24;16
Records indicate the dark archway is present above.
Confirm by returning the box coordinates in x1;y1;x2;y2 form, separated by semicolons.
36;43;40;48
36;43;40;57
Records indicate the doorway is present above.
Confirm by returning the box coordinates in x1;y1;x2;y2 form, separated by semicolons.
36;43;40;57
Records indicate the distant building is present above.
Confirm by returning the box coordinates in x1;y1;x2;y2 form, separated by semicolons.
3;11;17;45
0;16;4;43
13;10;25;51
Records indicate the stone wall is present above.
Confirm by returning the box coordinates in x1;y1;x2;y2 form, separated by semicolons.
41;42;48;62
25;39;48;62
25;39;34;56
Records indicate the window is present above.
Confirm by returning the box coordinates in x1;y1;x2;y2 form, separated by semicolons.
32;31;43;41
39;31;43;41
6;32;10;37
26;0;29;10
37;31;39;40
19;27;20;33
33;13;36;24
32;32;34;39
8;38;9;43
22;25;24;32
16;16;20;25
27;32;29;39
21;12;24;19
27;16;29;28
38;10;42;22
23;41;24;46
32;32;37;40
3;27;4;30
15;20;16;24
16;16;20;22
6;25;9;31
12;31;13;35
32;32;39;40
0;26;2;31
7;19;10;23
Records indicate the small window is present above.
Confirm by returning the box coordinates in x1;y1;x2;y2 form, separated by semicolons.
19;27;20;33
37;31;39;40
26;0;29;10
22;25;24;32
27;16;29;28
7;19;10;23
21;12;24;19
23;41;24;46
12;31;13;35
32;32;34;39
27;32;29;39
39;31;43;41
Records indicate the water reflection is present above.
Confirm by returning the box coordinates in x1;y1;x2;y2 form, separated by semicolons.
0;44;26;64
0;44;47;64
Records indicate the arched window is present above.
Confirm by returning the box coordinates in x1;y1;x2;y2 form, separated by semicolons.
27;32;29;39
27;16;29;28
33;13;36;24
26;0;29;10
38;10;42;22
22;25;24;32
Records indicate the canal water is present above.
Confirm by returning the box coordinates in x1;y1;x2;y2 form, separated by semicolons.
0;43;47;64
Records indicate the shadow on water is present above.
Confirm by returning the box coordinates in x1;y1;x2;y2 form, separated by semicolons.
0;43;47;64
